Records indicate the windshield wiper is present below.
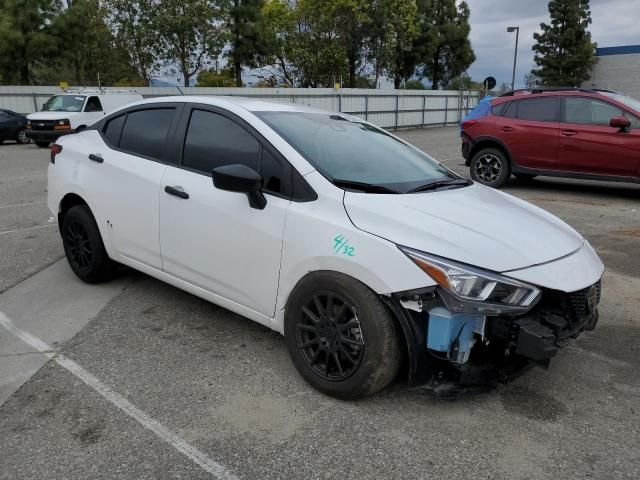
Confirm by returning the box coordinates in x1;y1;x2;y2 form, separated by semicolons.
332;179;399;194
408;178;472;193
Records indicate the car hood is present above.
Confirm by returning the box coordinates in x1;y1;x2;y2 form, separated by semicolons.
28;112;80;120
343;183;584;272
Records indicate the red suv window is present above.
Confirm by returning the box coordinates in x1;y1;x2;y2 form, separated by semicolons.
514;98;558;122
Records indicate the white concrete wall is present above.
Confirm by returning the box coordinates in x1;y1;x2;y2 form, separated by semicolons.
584;53;640;100
0;86;479;129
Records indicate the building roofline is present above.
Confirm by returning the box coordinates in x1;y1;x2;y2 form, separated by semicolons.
596;45;640;56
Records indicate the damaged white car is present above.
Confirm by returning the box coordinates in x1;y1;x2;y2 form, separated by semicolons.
47;97;604;398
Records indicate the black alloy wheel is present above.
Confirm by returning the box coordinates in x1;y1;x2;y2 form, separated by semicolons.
296;292;364;381
64;219;93;272
61;205;117;283
284;271;401;399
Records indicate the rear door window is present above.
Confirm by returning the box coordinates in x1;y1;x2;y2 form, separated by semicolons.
182;109;260;174
119;108;175;161
515;98;558;122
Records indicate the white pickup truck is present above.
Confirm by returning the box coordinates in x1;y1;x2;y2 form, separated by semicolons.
27;89;142;147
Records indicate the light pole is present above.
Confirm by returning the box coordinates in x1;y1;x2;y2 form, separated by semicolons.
507;26;519;92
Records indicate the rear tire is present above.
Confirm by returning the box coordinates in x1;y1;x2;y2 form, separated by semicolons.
35;141;50;148
470;147;511;188
284;272;401;399
61;205;116;283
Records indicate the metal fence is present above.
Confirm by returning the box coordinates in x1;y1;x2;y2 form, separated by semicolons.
0;86;480;129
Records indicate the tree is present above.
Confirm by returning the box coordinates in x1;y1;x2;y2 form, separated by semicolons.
0;0;61;84
196;67;236;86
496;81;511;95
226;0;271;87
103;0;157;83
259;0;297;86
523;72;540;88
332;0;370;87
365;0;418;89
532;0;596;87
445;73;482;91
418;0;475;90
50;0;142;85
403;79;426;89
152;0;226;87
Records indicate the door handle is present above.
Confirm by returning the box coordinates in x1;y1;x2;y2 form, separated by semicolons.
88;153;104;163
561;130;578;137
164;185;189;199
500;126;514;132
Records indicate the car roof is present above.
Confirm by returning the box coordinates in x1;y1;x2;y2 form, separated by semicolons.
124;95;339;115
491;89;617;105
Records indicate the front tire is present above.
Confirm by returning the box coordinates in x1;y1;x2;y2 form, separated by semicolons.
16;129;31;144
470;147;511;188
285;272;401;399
61;205;116;283
35;141;50;148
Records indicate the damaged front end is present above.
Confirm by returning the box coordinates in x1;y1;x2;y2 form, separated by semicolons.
384;247;602;398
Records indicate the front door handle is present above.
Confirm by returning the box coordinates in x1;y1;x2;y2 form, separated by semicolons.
88;153;103;163
561;130;578;137
164;185;189;199
500;126;514;132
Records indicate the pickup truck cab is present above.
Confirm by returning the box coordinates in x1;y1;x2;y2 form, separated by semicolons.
27;89;142;147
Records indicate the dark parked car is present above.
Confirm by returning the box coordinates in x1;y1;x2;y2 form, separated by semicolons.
461;88;640;188
0;109;30;144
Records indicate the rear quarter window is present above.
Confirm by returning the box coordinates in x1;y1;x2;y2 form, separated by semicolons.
492;102;507;116
515;98;558;122
119;108;175;160
103;114;126;147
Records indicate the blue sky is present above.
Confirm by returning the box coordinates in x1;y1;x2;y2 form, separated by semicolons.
465;0;640;88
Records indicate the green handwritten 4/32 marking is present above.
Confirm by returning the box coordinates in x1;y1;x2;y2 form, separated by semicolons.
333;235;355;257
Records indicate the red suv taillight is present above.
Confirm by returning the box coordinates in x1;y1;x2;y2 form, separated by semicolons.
461;119;478;130
50;143;62;164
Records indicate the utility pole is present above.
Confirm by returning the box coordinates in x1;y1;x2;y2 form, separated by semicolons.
507;26;520;91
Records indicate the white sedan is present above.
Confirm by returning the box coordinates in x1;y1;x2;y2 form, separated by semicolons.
47;96;603;398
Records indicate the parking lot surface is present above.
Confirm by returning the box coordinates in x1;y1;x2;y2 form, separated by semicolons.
1;129;639;479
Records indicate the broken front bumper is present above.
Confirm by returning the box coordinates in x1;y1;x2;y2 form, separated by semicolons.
384;280;601;397
490;280;601;365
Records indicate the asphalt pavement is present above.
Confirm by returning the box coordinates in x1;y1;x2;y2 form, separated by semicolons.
0;130;638;479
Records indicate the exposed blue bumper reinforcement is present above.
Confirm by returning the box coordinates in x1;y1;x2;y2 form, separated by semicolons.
427;307;485;364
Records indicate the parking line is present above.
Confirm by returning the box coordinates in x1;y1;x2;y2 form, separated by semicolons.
0;311;239;480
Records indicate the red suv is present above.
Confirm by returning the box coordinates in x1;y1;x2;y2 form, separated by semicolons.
461;88;640;188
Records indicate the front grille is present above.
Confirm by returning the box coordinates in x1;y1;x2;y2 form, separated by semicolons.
30;120;57;131
564;281;601;321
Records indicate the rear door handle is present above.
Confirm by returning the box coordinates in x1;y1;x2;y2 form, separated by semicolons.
164;185;189;199
561;130;578;137
88;153;103;163
500;126;514;132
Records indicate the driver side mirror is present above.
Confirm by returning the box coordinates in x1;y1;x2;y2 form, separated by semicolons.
610;116;631;133
212;164;267;210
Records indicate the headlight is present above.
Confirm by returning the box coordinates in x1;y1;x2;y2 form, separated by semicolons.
54;119;71;130
398;246;540;315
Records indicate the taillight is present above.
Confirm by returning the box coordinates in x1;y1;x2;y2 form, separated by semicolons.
50;144;62;164
461;120;478;130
